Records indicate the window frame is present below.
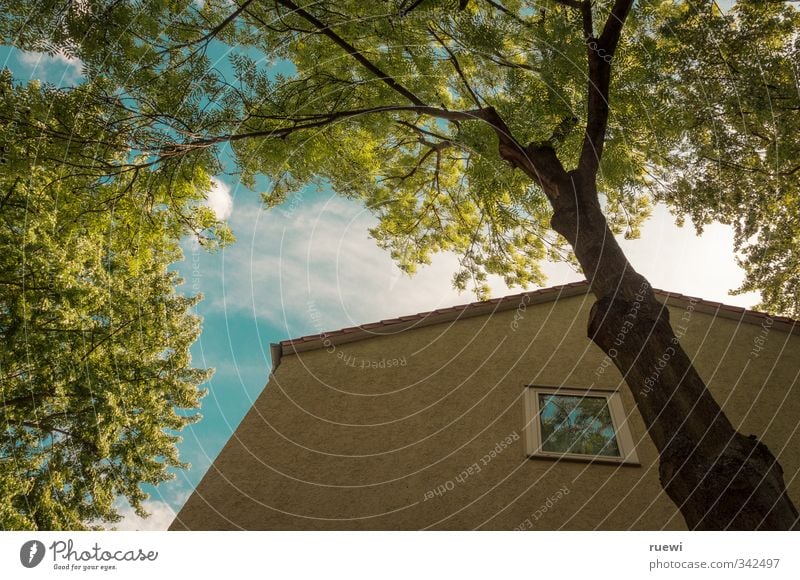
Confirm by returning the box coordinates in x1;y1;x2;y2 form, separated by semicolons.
523;385;639;465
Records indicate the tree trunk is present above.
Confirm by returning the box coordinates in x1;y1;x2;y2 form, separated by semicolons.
549;170;800;530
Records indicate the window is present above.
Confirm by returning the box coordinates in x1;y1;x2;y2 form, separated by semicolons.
523;386;639;464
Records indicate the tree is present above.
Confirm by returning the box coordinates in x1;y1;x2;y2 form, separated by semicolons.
655;3;800;317
2;0;798;529
0;72;229;529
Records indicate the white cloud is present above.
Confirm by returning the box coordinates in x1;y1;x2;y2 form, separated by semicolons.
206;178;233;220
16;51;83;84
210;195;577;336
110;499;177;531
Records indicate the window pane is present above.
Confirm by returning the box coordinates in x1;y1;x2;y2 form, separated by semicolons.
538;394;621;457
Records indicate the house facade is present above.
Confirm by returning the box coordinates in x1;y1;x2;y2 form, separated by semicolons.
171;282;800;530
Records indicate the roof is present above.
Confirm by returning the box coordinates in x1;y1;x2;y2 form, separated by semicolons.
269;280;799;372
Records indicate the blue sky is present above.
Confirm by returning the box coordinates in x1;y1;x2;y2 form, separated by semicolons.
1;37;765;529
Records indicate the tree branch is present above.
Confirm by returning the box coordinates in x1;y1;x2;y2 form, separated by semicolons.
380;138;455;183
428;26;483;107
552;0;583;9
598;0;633;52
163;105;488;154
80;317;138;362
163;0;256;54
275;0;426;106
164;103;566;198
578;0;633;176
0;177;19;211
580;0;594;39
395;120;453;142
482;108;567;195
2;391;46;408
19;421;100;453
399;0;428;15
481;0;533;27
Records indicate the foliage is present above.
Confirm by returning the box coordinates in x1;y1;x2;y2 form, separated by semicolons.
0;72;226;529
1;0;660;296
3;2;797;312
654;1;800;316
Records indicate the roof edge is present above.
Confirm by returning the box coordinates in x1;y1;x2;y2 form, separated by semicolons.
272;281;798;365
269;343;282;375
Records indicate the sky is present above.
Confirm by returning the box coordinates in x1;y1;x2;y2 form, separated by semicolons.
1;29;766;530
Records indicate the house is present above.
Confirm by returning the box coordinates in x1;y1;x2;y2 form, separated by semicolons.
170;281;800;530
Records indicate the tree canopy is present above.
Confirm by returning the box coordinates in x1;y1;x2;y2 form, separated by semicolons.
3;0;795;310
0;72;229;529
655;3;800;315
2;1;797;311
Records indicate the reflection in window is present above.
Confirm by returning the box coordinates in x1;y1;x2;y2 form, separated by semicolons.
538;394;621;457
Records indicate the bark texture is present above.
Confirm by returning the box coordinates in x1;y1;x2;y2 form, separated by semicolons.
575;198;800;531
542;167;797;529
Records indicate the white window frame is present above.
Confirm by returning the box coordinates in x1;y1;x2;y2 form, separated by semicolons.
523;385;639;465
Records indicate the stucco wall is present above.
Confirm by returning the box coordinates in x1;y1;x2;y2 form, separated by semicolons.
171;292;800;530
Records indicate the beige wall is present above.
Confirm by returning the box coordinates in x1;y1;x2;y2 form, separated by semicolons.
171;293;800;530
